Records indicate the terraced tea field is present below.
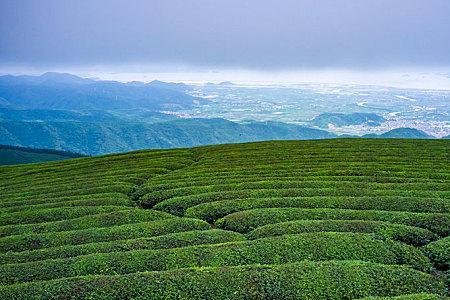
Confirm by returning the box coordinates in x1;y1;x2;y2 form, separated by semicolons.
0;139;449;299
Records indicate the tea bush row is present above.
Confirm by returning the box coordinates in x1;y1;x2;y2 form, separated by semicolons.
0;196;133;214
0;218;210;252
185;196;450;222
246;219;438;246
152;189;450;216
216;208;450;236
0;261;444;300
422;237;450;270
0;209;173;237
0;206;126;226
0;232;431;284
0;229;245;265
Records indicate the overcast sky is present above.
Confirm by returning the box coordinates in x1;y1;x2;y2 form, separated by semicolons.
1;0;450;86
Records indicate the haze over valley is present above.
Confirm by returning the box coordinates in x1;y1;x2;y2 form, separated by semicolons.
0;72;448;155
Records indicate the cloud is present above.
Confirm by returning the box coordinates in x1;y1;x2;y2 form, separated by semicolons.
1;0;450;70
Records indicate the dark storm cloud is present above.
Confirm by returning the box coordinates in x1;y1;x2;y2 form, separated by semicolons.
1;0;450;70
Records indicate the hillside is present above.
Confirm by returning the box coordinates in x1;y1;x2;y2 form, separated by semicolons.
0;139;448;299
0;119;335;155
0;145;85;165
0;73;203;110
310;112;386;128
364;128;434;139
0;118;443;155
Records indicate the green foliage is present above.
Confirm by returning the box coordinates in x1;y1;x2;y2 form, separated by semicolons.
246;220;439;246
0;144;85;166
0;139;449;298
358;293;449;299
0;196;132;214
0;192;130;209
0;229;245;265
0;206;125;226
0;233;431;285
185;196;450;223
0;209;173;237
0;261;444;300
216;208;450;236
0;218;210;252
422;237;450;270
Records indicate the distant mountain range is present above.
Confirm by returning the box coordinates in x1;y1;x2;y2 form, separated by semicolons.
0;73;203;110
0;73;444;156
310;112;385;128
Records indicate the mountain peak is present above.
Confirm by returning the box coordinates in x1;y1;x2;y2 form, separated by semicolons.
39;72;95;85
363;127;434;139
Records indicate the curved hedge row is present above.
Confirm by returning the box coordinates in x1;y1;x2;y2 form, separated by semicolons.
0;209;173;237
1;183;135;201
2;179;133;198
0;232;431;284
145;167;450;185
216;208;450;236
185;196;450;222
0;192;129;209
0;261;444;300
0;229;245;265
246;220;439;246
0;196;133;214
142;174;450;193
422;237;450;270
0;171;161;198
153;188;450;216
0;205;126;226
0;218;210;253
142;181;450;204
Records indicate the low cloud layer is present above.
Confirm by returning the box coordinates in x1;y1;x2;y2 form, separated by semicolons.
1;0;450;70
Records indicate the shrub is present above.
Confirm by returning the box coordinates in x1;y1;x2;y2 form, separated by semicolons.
422;237;450;270
0;261;445;299
216;208;450;236
143;181;450;206
0;232;431;284
0;206;125;226
0;218;210;252
0;209;173;237
0;196;133;214
185;196;450;223
0;192;129;208
0;229;245;264
246;220;439;246
154;188;450;216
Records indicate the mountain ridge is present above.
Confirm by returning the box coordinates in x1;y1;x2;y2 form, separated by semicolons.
0;73;204;111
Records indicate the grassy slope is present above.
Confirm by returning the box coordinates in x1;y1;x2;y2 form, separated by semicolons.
0;145;84;166
0;139;449;299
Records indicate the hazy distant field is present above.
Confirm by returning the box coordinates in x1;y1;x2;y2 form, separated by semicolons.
179;83;450;137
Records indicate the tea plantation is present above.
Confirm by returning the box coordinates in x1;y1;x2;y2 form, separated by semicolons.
0;139;449;299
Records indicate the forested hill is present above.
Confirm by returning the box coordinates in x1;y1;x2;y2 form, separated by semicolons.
0;73;202;111
0;139;449;299
0;119;336;155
